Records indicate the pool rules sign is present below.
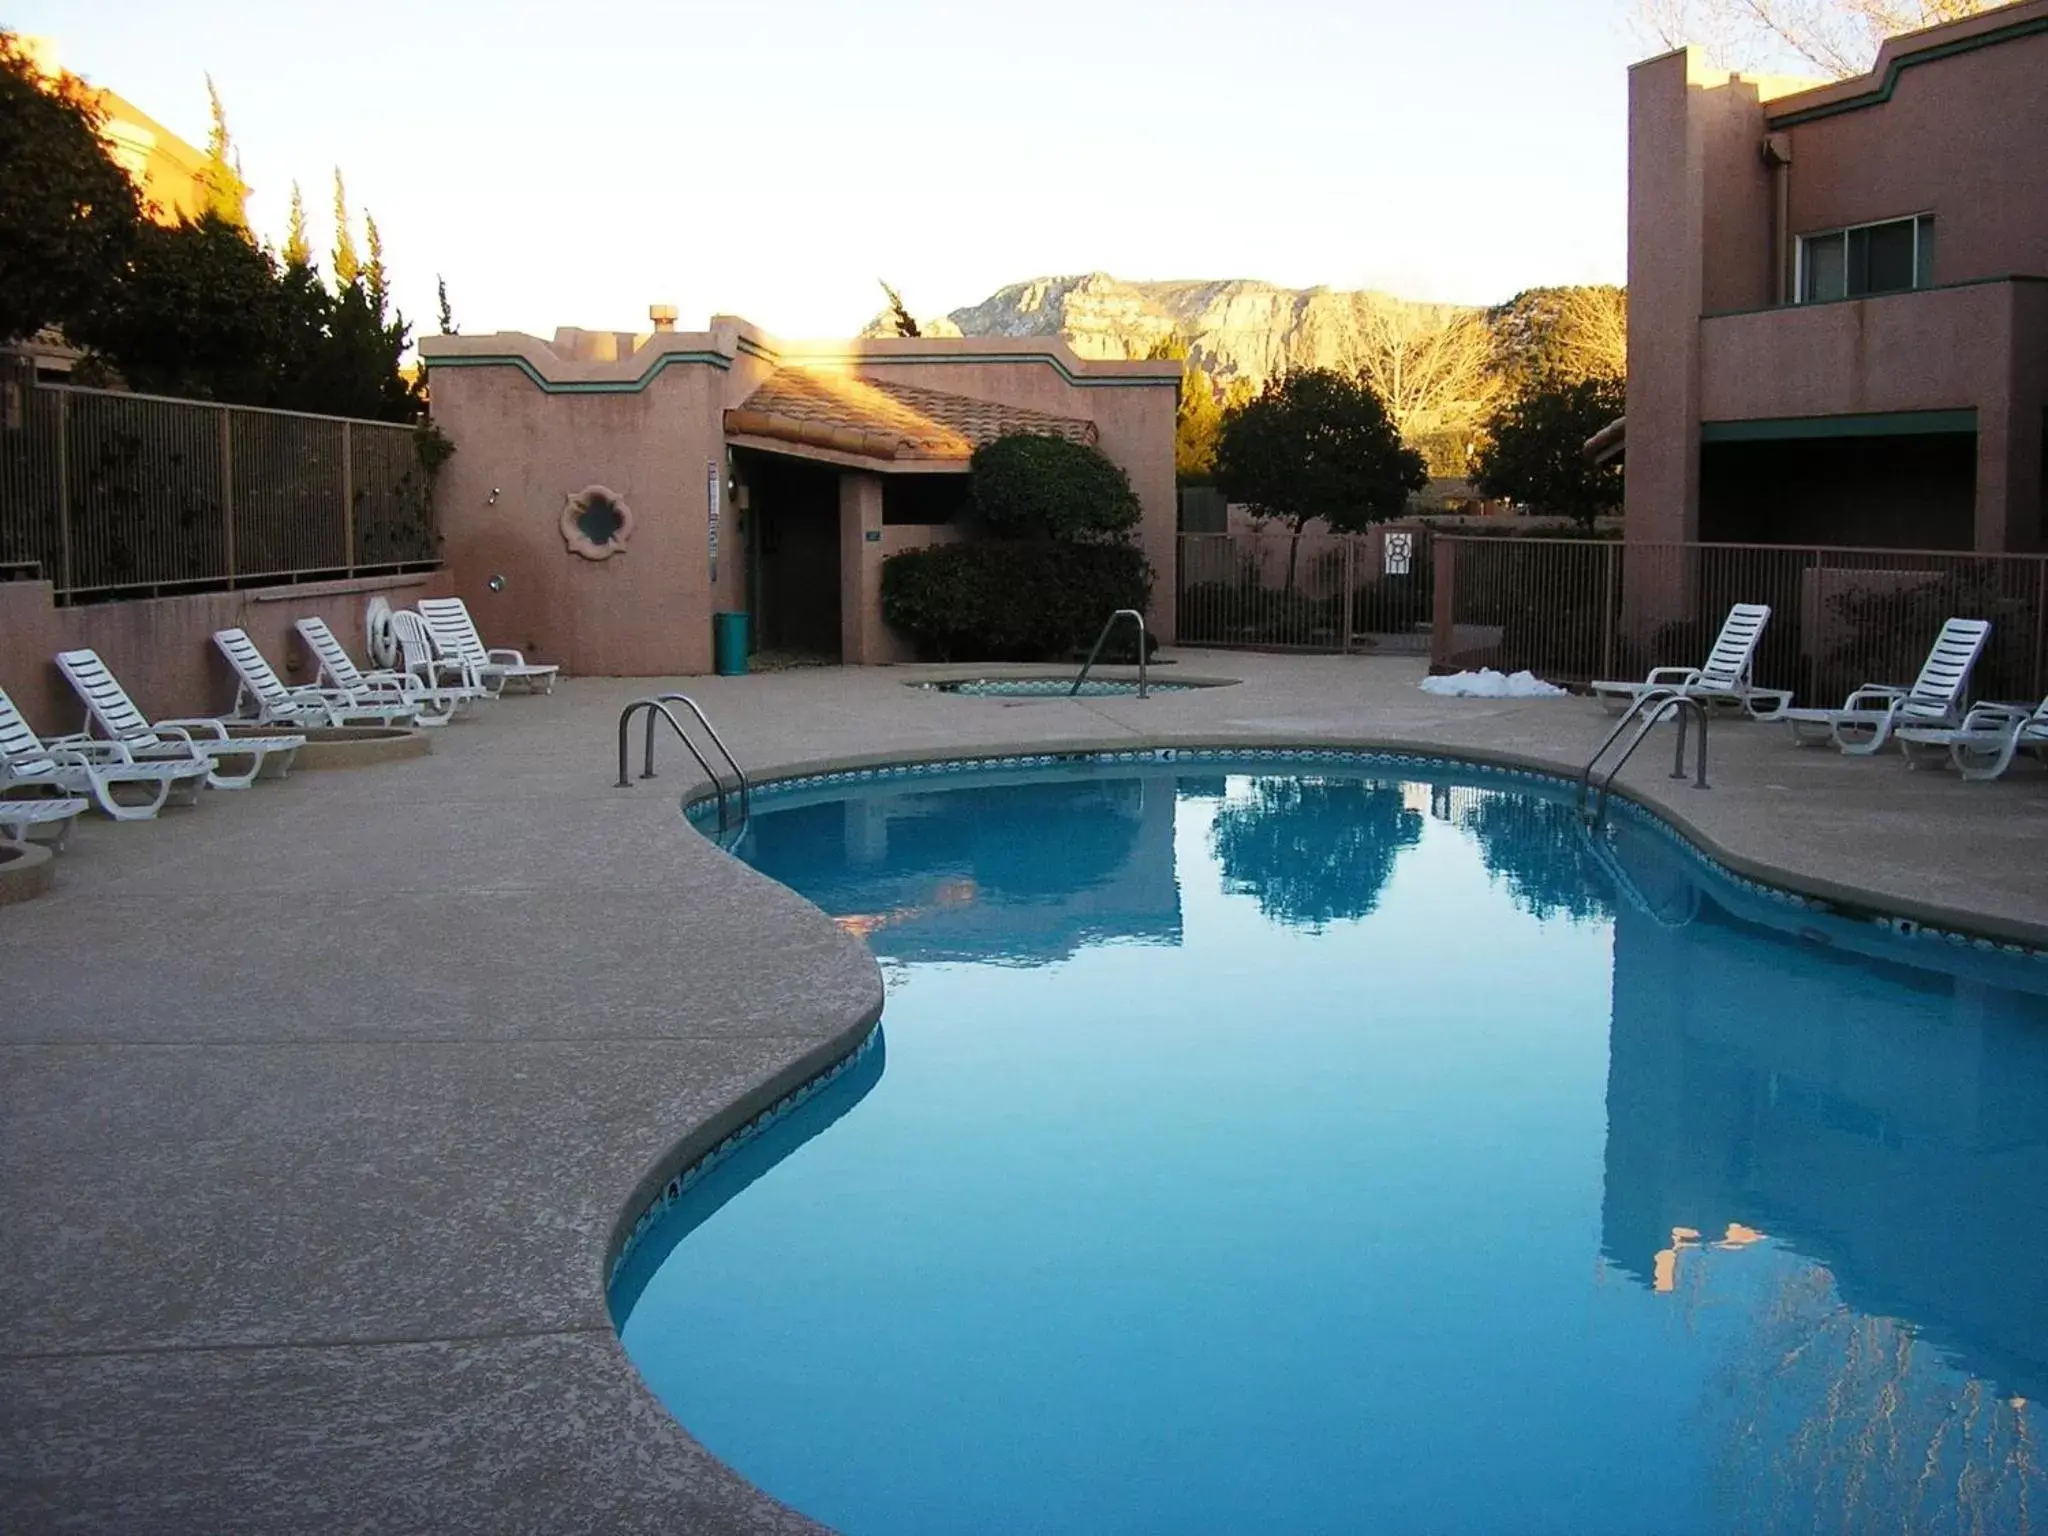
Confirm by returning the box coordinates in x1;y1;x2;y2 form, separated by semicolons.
707;461;721;581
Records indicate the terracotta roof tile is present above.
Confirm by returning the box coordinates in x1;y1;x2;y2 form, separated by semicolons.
724;368;1097;462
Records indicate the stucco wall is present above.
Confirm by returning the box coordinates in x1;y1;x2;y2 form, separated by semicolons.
422;328;1180;672
1699;279;2044;548
1777;22;2048;284
0;572;449;738
427;356;726;677
1625;49;1712;547
1626;10;2048;556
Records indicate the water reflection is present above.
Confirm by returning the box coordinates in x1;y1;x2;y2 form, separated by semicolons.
737;774;1180;966
1209;777;1423;930
638;765;2048;1531
1603;871;2048;1532
1431;781;1618;924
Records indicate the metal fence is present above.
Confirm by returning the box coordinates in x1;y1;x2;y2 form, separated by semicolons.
1177;528;1436;654
0;362;438;602
1430;536;2048;707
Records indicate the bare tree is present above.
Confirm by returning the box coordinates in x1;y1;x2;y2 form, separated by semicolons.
1632;0;1993;78
1340;300;1502;477
1488;286;1628;393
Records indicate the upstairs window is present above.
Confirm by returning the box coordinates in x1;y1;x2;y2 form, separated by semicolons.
1797;214;1935;303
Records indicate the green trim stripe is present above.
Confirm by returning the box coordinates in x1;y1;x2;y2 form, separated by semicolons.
424;342;1179;394
421;351;729;393
1702;408;1977;443
1768;15;2048;127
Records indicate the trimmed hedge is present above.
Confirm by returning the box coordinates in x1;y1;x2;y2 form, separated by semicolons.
971;434;1142;542
882;540;1154;661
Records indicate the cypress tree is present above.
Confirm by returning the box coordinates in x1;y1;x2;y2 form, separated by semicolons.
199;74;249;228
330;168;359;287
363;210;387;314
282;180;310;268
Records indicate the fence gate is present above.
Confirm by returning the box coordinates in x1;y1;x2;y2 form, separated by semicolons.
1175;526;1435;654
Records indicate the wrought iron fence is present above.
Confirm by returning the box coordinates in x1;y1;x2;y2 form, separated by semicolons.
1430;536;2048;707
0;362;438;602
1177;528;1436;654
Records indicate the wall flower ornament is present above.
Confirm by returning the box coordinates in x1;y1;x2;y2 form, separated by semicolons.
561;485;634;560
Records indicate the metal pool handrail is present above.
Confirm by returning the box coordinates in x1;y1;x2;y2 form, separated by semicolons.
614;693;751;831
1578;689;1708;827
1071;609;1149;699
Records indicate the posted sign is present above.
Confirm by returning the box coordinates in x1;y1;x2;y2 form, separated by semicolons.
1384;531;1413;576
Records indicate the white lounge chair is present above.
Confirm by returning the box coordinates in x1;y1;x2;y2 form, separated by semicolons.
213;628;422;729
294;616;478;727
54;648;303;789
1779;617;1992;755
0;684;209;821
1589;604;1789;720
390;609;488;697
417;597;558;695
0;795;90;850
1898;695;2048;781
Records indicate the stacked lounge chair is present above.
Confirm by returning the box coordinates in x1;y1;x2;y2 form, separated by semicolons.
213;628;424;729
295;616;481;727
416;597;558;696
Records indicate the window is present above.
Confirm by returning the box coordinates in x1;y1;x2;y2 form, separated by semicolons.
1797;215;1935;303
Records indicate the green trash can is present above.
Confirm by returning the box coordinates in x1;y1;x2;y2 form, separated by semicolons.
712;611;750;676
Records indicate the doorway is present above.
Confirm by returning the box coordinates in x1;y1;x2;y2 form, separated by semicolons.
741;450;842;661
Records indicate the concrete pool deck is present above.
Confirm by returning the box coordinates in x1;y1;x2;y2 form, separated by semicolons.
5;650;2046;1533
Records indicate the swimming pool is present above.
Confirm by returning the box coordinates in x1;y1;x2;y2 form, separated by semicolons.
613;755;2048;1535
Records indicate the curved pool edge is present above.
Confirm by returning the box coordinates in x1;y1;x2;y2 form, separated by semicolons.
674;732;2048;953
599;718;2046;1533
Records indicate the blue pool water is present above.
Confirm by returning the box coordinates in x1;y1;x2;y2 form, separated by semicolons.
613;759;2048;1535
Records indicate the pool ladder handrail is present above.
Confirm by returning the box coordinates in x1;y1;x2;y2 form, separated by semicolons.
615;693;751;832
1071;608;1149;699
1577;688;1708;827
1577;822;1703;929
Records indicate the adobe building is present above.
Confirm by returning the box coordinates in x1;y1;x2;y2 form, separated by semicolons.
1626;1;2048;552
417;317;1179;677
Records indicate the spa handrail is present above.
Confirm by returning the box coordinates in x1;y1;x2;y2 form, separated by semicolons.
1577;688;1708;827
615;693;750;831
1071;609;1149;699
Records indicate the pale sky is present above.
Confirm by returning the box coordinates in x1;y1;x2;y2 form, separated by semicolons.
21;0;1646;344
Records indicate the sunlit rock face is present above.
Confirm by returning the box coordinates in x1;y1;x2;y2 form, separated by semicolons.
860;273;1466;386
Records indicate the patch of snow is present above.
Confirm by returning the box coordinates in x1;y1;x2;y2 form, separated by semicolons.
1419;669;1567;699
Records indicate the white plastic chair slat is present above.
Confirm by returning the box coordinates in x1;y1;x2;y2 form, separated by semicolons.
296;618;371;690
214;629;291;705
0;687;61;775
55;649;158;740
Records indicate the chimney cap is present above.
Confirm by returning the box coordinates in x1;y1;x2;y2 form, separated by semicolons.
648;304;678;332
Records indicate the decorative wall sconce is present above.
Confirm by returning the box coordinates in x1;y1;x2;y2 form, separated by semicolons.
560;485;634;561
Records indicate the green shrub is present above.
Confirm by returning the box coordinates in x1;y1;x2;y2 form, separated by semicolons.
882;540;1153;661
971;434;1142;542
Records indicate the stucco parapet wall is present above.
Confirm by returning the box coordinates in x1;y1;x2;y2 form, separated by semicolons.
1763;0;2048;125
418;330;736;391
418;321;1183;397
1697;278;2035;421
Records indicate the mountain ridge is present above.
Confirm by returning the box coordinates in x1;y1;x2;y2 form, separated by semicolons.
863;272;1471;388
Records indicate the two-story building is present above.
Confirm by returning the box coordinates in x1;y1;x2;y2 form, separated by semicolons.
1626;1;2048;552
